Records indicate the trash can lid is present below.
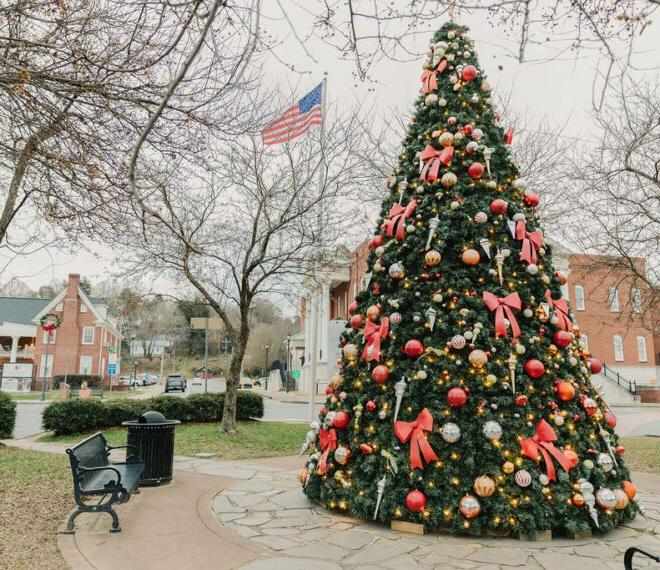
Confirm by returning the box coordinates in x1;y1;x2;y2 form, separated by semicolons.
139;410;167;423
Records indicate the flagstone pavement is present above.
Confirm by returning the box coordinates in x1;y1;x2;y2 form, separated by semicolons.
6;435;659;570
195;455;660;570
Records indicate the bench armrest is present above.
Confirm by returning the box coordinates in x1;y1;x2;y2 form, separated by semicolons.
78;464;122;488
107;444;141;463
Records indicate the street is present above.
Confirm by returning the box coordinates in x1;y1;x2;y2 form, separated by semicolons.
9;386;658;441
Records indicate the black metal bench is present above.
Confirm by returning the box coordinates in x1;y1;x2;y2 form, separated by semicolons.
65;432;145;533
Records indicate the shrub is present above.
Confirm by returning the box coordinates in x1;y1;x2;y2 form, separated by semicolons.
42;398;107;435
0;391;17;438
54;374;102;389
104;400;148;426
41;391;264;435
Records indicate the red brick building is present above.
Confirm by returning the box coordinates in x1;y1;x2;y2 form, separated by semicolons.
299;241;658;401
31;274;120;389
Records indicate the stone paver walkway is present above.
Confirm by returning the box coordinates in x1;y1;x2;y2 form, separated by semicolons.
204;456;660;570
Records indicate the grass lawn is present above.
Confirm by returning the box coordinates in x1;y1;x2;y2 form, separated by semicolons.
8;389;145;401
0;445;71;569
40;421;309;460
619;436;660;476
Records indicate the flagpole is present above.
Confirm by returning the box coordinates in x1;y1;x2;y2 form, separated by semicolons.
309;74;327;422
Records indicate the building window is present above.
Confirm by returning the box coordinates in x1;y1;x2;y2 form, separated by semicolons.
609;287;620;312
82;326;94;345
42;329;56;344
631;288;643;313
80;303;88;313
580;334;589;351
79;355;93;374
637;336;648;362
40;354;54;378
613;335;624;361
574;285;585;311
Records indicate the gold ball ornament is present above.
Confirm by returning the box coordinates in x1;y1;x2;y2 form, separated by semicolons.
366;305;381;321
425;250;442;266
614;489;629;510
473;475;496;497
298;468;308;485
502;461;515;474
468;349;488;368
329;374;344;390
462;249;481;266
459;495;481;519
342;343;359;361
572;493;585;506
441;172;458;187
438;131;454;147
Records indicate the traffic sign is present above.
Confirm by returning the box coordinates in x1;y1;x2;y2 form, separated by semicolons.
108;363;117;375
190;317;224;330
108;353;118;365
292;370;300;379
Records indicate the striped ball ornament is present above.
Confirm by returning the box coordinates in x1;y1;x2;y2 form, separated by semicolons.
514;469;532;487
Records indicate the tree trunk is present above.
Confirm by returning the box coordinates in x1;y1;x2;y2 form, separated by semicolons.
220;332;247;434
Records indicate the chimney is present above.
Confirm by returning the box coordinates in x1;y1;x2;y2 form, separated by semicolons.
66;273;81;300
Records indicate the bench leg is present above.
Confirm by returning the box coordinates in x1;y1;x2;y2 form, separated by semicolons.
64;508;83;533
107;507;121;533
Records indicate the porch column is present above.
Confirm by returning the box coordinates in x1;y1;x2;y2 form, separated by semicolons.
9;336;19;363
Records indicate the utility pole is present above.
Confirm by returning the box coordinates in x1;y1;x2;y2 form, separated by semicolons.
204;317;209;393
264;344;270;389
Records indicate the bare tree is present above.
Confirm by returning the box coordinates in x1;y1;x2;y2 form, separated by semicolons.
565;78;659;328
117;104;365;432
0;0;260;251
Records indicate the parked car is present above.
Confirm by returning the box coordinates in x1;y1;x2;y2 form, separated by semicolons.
164;374;186;393
239;377;254;389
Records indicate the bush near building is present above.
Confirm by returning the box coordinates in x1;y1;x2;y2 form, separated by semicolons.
0;391;17;438
42;391;263;435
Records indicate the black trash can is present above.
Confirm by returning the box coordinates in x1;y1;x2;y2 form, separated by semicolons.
122;411;180;486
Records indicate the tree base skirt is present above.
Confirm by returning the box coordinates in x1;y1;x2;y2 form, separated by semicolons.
519;529;552;541
391;520;426;535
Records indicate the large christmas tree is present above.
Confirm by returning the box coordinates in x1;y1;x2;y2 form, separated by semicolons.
299;22;639;538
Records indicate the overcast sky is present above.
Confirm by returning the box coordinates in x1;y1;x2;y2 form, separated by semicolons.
3;7;659;292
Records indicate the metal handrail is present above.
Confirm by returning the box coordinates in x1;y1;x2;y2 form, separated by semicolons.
601;364;637;395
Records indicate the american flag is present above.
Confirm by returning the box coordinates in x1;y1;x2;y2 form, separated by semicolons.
262;83;323;145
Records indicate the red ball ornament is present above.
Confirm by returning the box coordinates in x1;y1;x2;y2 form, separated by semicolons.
524;359;545;379
365;400;377;412
467;162;485;180
350;314;362;330
371;365;390;384
515;395;528;406
320;406;328;415
405;489;427;513
462;123;474;135
555;381;576;401
605;412;617;428
448;387;468;408
588;358;603;374
615;445;625;456
348;301;359;316
489;199;508;215
563;449;579;468
324;386;334;396
360;443;374;455
462;65;478;81
553;331;572;348
524;192;539;207
404;339;424;358
333;411;350;429
555;271;568;285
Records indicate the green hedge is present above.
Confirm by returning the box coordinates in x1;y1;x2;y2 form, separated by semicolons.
0;391;17;438
42;391;264;435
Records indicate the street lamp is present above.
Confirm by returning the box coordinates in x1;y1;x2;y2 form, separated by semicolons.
264;345;270;389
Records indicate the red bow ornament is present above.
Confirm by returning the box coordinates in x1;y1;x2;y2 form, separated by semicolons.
317;428;337;474
420;59;447;94
515;220;543;265
520;419;574;482
394;408;438;469
383;199;418;241
362;317;389;362
504;127;514;144
483;291;522;338
545;290;573;332
43;323;57;333
419;145;453;182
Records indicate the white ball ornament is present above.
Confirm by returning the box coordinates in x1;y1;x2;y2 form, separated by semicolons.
425;93;438;106
310;420;320;430
447;31;456;39
378;410;387;420
483;421;503;441
466;141;479;154
481;81;491;92
449;74;458;84
515;344;526;355
486;180;497;189
441;422;461;443
406;223;416;233
389;262;405;280
441;172;458;187
539;474;550;486
463;330;473;340
450;200;460;210
472;128;484;141
474;211;488;223
598;453;614;473
325;411;336;425
446;53;455;62
513;178;528;190
463;50;471;58
450;335;467;349
523;308;533;318
596;488;617;509
526;264;539;275
375;246;385;257
416;370;428;380
514;469;532;487
306;429;317;443
470;94;480;104
453;131;464;142
512;213;526;222
453;84;461;92
438;97;447;107
554;414;565;426
389;312;402;325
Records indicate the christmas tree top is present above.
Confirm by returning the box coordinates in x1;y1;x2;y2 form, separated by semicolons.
299;21;639;538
